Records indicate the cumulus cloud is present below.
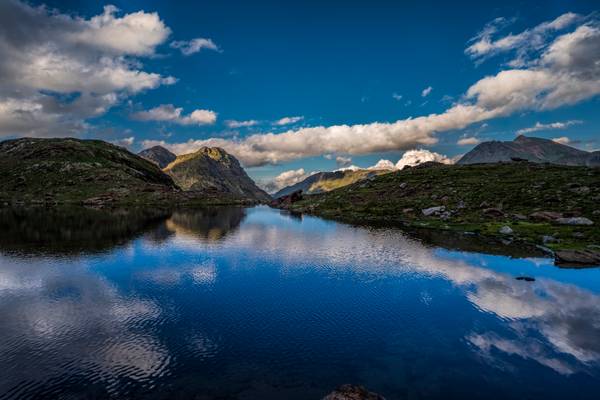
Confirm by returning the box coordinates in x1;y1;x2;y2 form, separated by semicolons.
516;120;582;135
111;136;135;148
225;119;259;128
552;136;571;145
369;159;396;170
394;149;453;169
421;86;433;97
466;12;581;66
262;168;311;193
274;116;304;126
335;155;352;167
143;15;600;167
0;1;174;137
457;136;481;145
131;104;217;125
170;37;219;55
392;93;403;101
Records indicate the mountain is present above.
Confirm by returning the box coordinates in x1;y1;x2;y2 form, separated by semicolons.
458;135;600;166
163;147;270;202
273;169;391;198
0;138;178;205
138;145;177;168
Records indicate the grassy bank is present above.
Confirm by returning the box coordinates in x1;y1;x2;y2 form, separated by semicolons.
281;162;600;263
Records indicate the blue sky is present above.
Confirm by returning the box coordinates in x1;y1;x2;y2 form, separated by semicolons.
2;0;599;188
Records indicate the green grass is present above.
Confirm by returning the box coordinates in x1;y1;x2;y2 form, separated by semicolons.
285;162;600;252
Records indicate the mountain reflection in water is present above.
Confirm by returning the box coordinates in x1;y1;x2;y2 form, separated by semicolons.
0;206;599;399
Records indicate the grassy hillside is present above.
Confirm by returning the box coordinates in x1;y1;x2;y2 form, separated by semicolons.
283;162;600;260
0;138;180;205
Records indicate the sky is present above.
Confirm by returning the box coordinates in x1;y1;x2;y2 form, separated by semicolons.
0;0;599;191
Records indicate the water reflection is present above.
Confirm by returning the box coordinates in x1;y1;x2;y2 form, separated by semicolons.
1;206;599;399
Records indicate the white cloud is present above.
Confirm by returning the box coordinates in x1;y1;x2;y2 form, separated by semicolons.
335;155;352;167
132;104;217;125
274;116;304;126
262;168;311;193
111;136;135;148
0;1;174;137
516;120;582;135
395;149;453;169
147;16;600;167
552;136;571;145
421;86;433;97
466;12;581;66
170;37;219;55
457;136;481;145
369;159;396;170
392;93;403;101
224;119;259;128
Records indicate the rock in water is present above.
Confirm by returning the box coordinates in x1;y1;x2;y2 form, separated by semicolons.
555;249;600;265
322;384;386;400
163;146;270;202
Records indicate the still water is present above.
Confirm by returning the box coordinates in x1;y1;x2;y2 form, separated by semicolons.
1;206;599;399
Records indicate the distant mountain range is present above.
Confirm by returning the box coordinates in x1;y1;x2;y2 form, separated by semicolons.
273;169;390;198
458;135;600;167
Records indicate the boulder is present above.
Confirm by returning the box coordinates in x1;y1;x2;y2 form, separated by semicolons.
555;217;594;226
322;384;386;400
422;206;445;217
555;249;600;265
499;225;513;235
482;208;504;218
529;211;563;222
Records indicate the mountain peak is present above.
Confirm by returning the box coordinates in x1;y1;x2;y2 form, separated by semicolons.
139;146;177;168
458;135;595;166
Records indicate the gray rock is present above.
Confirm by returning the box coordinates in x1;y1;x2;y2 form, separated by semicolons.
422;206;445;216
555;217;594;226
529;211;563;221
555;249;600;265
542;235;559;244
398;182;407;189
499;225;513;235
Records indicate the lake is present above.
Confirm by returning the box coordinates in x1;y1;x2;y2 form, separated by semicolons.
1;206;599;399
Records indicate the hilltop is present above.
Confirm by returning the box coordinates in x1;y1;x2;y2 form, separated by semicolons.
459;135;600;166
139;145;177;168
0;138;179;206
163;146;271;202
279;162;600;265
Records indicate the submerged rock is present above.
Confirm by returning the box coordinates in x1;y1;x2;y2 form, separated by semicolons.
322;384;386;400
516;276;535;282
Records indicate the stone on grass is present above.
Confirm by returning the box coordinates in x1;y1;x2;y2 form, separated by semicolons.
499;226;513;235
555;217;593;226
